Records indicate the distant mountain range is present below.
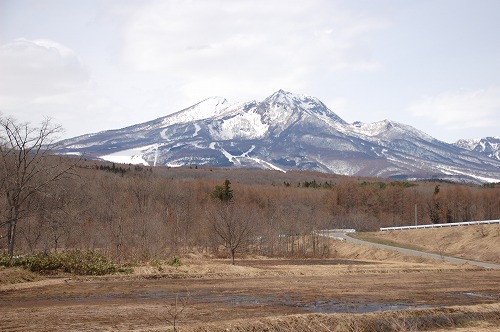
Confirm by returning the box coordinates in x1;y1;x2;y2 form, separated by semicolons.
453;137;500;161
55;90;500;183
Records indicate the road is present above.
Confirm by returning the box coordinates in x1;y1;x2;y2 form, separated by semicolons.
325;232;500;269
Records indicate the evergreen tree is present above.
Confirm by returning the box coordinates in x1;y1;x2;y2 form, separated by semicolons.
211;179;233;202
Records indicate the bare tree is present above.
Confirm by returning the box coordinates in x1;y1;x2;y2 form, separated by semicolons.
210;180;251;264
168;293;189;331
158;292;190;332
212;203;252;264
0;115;77;256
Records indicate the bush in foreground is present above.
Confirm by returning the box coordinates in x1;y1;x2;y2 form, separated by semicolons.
0;250;119;275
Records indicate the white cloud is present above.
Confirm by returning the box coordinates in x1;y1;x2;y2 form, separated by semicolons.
3;0;499;144
0;38;126;137
0;39;89;100
408;87;500;130
116;0;386;102
0;1;389;139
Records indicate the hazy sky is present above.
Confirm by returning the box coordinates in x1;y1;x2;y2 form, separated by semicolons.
1;0;499;142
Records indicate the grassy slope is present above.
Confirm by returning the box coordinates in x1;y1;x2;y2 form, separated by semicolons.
359;224;500;264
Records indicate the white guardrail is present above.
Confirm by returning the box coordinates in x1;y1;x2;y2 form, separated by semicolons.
314;229;356;241
316;229;356;233
380;219;500;231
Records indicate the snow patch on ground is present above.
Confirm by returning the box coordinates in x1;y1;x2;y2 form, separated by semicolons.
241;145;255;157
100;145;156;166
219;146;239;165
326;160;361;176
436;165;500;183
166;162;183;167
248;158;285;172
208;142;284;172
349;121;392;137
214;110;268;140
193;123;201;137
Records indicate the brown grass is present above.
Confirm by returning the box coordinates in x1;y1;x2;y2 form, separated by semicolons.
363;224;500;264
0;266;42;285
1;226;498;331
185;303;500;332
1;256;498;331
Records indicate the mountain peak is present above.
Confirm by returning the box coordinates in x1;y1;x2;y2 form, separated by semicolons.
159;96;229;127
197;96;229;109
454;136;500;161
259;89;347;126
349;119;433;140
264;89;303;106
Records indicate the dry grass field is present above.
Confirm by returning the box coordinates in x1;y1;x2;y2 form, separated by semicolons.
361;224;500;264
0;224;499;331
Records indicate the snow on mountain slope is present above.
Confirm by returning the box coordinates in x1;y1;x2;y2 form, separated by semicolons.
264;90;346;123
454;136;500;161
261;90;347;132
55;90;500;183
160;96;229;126
204;90;345;141
214;106;269;140
455;138;481;150
101;145;154;166
349;120;434;141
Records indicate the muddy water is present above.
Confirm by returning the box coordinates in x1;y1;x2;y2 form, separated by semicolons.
1;267;499;322
119;290;498;314
0;282;438;314
195;294;431;314
297;300;430;313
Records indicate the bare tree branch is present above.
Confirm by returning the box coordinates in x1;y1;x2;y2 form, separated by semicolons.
0;115;79;256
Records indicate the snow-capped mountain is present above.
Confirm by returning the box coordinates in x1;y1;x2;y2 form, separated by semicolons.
454;137;500;161
55;90;500;183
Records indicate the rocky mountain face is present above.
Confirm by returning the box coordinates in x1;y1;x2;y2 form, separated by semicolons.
454;137;500;161
55;90;500;183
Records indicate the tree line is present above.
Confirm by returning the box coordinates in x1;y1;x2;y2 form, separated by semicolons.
1;117;499;262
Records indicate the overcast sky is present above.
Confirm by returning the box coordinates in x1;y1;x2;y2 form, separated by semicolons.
1;0;499;143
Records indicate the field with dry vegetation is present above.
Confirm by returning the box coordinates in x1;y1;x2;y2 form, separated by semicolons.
1;226;499;331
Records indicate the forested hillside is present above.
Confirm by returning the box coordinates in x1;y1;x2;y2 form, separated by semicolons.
2;157;498;262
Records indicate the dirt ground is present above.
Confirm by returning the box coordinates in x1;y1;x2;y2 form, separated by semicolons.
1;255;499;331
1;226;499;331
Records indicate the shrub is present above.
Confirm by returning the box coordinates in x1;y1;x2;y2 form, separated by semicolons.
167;256;181;267
0;250;117;275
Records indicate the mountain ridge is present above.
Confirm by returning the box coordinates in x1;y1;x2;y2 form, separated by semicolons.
454;136;500;161
55;90;500;183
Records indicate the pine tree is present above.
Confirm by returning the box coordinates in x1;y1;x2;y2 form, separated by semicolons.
211;179;233;202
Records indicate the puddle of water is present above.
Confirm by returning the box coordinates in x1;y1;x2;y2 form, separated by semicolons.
457;292;497;299
296;300;430;314
238;259;375;267
192;293;431;314
11;284;492;315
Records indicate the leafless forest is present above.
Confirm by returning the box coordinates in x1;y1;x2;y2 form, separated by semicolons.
2;156;499;262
